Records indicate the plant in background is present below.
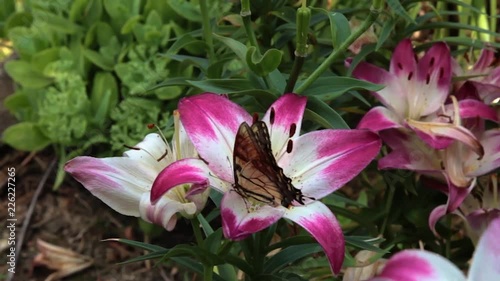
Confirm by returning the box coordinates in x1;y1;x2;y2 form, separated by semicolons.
2;0;500;280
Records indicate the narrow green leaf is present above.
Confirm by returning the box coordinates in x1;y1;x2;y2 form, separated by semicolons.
107;238;167;252
304;96;349;129
83;49;114;70
302;77;384;101
387;0;416;24
213;33;247;63
311;8;350;49
264;244;322;273
187;79;254;93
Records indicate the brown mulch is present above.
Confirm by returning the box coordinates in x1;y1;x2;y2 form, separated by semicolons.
0;146;190;281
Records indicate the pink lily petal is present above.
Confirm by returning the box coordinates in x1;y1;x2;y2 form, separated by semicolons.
284;201;345;274
178;93;252;182
352;62;407;116
429;205;447;236
65;156;151;217
472;48;495;72
371;250;466;281
456;99;498;122
280;129;381;199
446;180;475;212
465;210;500;243
413;42;452;116
139;192;197;231
261;93;307;160
466;129;500;177
472;82;500;104
406;119;484;156
378;129;441;172
151;158;228;202
389;39;417;78
221;191;284;241
468;217;500;281
357;106;402;131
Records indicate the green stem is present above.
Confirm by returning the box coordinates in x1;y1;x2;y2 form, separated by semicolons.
285;55;305;93
242;15;259;48
295;1;382;93
199;0;215;63
204;264;214;281
191;217;204;246
380;184;395;236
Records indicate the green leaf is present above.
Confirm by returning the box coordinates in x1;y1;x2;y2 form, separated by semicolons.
4;12;33;32
345;236;388;253
302;77;384;101
108;238;167;252
2;122;52;151
304;96;349;129
376;17;396;51
90;71;118;125
311;8;350;49
213;33;247;63
34;10;83;34
69;0;90;22
387;0;416;24
264;244;323;273
121;15;142;34
246;47;283;77
187;79;254;93
31;48;61;73
83;49;114;70
166;33;205;55
4;61;53;89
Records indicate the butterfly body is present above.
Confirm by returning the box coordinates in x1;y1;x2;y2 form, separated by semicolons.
233;121;305;208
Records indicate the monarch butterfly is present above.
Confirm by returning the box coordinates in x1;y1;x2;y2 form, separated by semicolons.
233;121;306;208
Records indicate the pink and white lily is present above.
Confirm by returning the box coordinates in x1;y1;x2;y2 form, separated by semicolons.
150;93;381;274
457;175;500;244
65;112;209;231
368;217;500;281
453;48;500;104
352;39;490;151
378;125;500;235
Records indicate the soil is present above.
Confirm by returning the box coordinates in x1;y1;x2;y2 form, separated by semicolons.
0;63;195;281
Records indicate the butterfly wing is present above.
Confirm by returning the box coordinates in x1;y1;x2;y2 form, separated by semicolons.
233;121;304;207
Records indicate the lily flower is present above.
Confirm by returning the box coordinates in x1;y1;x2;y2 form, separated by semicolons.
453;48;500;104
378;123;500;235
457;175;500;244
64;111;209;231
368;216;500;281
151;93;381;274
352;39;489;151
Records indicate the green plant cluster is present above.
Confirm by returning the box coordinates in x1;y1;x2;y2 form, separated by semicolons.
0;0;233;187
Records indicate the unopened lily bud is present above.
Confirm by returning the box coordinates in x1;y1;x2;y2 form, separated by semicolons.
295;3;311;57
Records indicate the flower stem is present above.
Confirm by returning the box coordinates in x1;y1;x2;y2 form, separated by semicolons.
294;0;382;93
380;184;395;236
199;0;215;64
204;264;214;281
191;217;204;246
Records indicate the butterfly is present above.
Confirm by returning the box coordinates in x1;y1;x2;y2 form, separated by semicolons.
232;121;306;208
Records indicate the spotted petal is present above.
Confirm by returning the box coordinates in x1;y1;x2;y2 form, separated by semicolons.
262;93;307;160
178;93;252;182
284;201;345;274
280;129;381;199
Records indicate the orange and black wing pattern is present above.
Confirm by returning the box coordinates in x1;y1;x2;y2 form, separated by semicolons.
233;121;304;207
